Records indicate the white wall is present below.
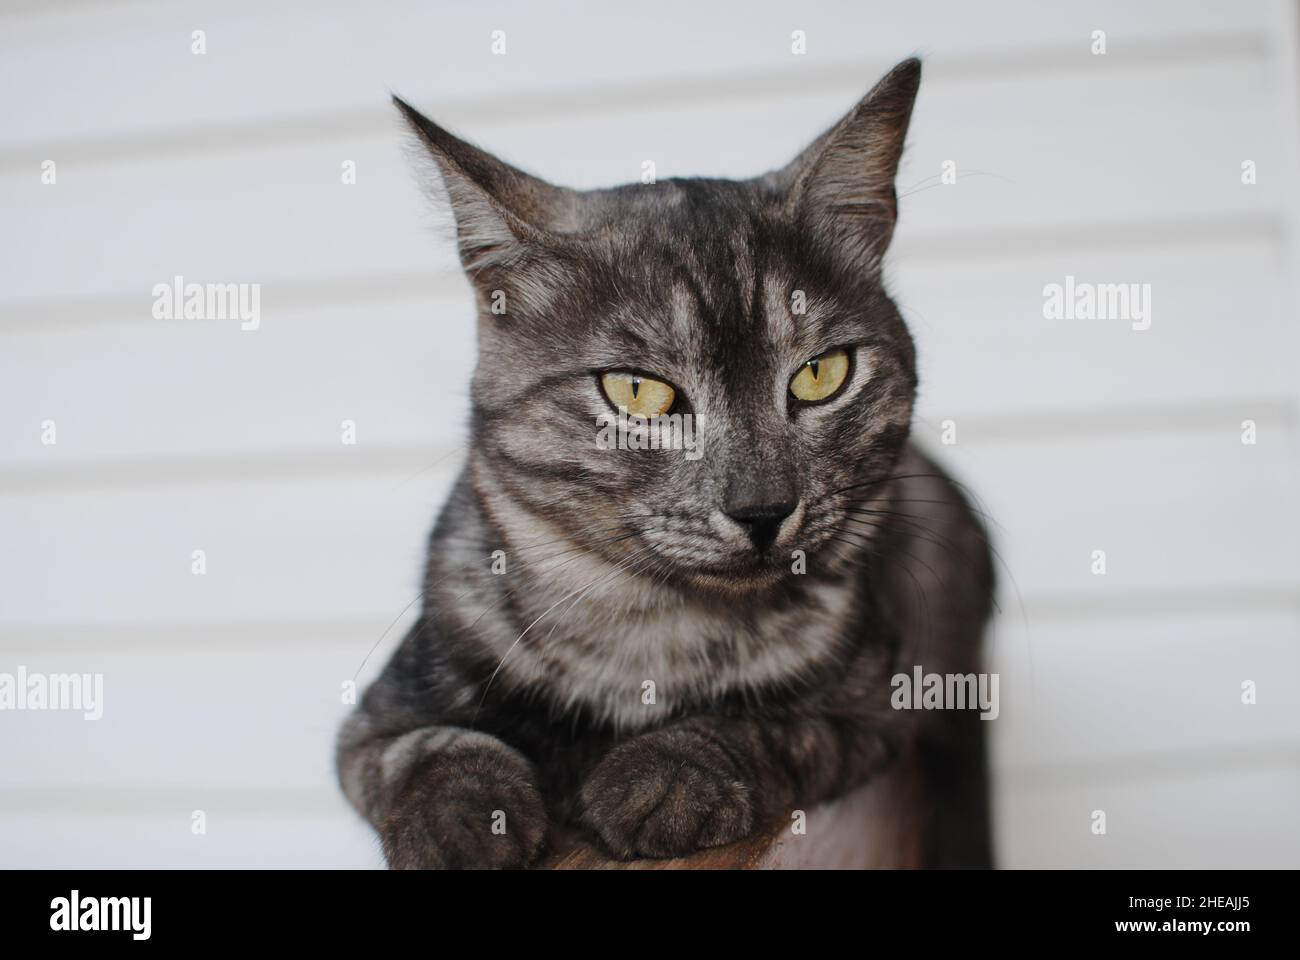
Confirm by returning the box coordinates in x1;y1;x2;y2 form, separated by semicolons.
1;0;1297;868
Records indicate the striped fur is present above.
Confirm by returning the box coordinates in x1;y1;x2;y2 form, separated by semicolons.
337;59;996;868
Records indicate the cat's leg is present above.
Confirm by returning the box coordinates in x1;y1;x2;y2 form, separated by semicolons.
337;713;547;869
579;711;894;859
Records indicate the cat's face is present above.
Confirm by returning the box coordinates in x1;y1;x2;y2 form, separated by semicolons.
399;60;922;594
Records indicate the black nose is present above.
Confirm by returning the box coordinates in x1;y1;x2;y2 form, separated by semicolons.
726;501;795;553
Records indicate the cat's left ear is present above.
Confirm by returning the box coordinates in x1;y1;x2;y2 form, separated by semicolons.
774;57;921;273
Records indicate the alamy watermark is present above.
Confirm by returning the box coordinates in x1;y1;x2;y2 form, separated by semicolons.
0;666;104;720
152;275;260;330
1043;275;1151;330
50;891;150;940
890;665;999;720
595;410;705;461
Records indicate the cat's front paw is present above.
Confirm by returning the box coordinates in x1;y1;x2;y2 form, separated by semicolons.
580;725;756;859
380;736;547;869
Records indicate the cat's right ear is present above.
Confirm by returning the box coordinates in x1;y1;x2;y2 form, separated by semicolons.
392;95;577;284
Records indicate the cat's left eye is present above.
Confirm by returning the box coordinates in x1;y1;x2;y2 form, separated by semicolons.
789;348;851;403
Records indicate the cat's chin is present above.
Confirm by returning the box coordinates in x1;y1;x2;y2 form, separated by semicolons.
671;557;793;595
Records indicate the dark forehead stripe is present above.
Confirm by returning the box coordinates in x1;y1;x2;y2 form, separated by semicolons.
657;189;780;388
744;230;768;337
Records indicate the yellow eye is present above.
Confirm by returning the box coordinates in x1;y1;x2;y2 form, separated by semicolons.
600;371;676;417
789;348;851;403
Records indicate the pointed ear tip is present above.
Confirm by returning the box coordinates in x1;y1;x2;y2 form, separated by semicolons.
858;57;920;111
391;95;448;146
886;57;922;89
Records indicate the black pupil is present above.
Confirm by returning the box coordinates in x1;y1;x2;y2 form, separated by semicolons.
809;359;820;379
631;377;641;399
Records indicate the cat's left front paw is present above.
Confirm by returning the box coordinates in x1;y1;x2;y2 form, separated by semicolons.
579;725;756;859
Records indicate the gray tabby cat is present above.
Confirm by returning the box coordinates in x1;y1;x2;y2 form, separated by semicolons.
337;58;995;868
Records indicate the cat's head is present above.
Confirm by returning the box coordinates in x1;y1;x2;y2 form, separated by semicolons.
399;59;921;595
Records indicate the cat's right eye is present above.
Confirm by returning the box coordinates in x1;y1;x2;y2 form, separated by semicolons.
600;371;676;417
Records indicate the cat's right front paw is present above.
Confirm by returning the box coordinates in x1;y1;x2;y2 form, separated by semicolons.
379;736;547;869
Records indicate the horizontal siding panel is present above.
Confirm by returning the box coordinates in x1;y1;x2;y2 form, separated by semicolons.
0;647;370;792
1;240;1292;468
0;0;1274;151
988;612;1300;768
0;298;479;466
0;615;1293;791
0;58;1284;305
0;432;1294;623
996;761;1300;867
0;809;381;868
0;468;458;624
946;430;1300;598
900;241;1297;423
3;756;1296;867
4;756;1294;867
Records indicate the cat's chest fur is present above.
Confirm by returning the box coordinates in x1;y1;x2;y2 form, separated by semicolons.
435;478;860;731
